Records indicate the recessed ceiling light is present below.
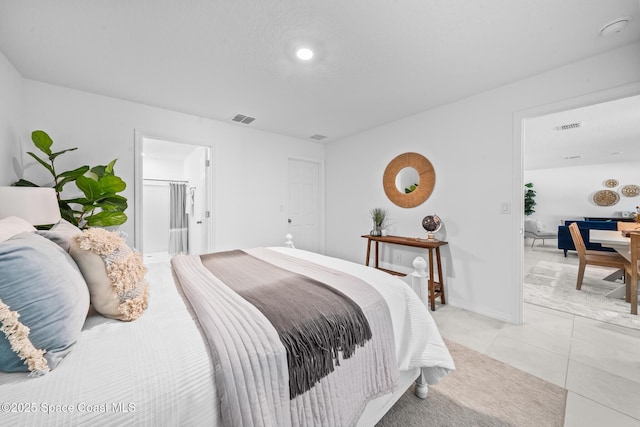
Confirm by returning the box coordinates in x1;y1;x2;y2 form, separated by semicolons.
296;48;314;61
599;17;630;37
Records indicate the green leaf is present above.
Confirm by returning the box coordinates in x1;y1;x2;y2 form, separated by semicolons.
98;175;126;193
85;211;127;227
32;130;53;155
98;195;128;211
56;166;91;191
13;179;40;187
49;147;78;161
90;165;106;178
27;152;54;175
58;201;79;226
62;197;90;205
105;159;117;175
76;175;103;201
59;166;90;178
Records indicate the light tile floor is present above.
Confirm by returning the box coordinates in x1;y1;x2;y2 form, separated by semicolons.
430;240;640;427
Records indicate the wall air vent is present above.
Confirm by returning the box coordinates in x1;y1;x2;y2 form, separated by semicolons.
564;155;582;160
309;134;328;141
556;122;582;131
232;114;255;124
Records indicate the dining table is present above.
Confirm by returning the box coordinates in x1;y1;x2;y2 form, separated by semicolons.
590;229;630;298
590;229;631;260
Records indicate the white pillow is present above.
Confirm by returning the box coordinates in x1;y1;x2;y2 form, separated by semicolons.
0;216;36;242
535;220;544;232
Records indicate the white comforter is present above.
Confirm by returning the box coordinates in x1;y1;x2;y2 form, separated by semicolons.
0;247;454;426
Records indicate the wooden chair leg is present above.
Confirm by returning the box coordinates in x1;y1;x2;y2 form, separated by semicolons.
626;272;631;303
576;262;586;290
631;275;638;316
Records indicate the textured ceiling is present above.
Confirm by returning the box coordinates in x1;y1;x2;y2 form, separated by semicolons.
0;0;639;152
525;94;640;170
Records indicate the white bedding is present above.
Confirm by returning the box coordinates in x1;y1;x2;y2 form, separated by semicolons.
0;247;454;426
269;248;454;380
0;261;218;426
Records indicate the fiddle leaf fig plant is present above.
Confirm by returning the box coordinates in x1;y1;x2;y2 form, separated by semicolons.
14;130;128;228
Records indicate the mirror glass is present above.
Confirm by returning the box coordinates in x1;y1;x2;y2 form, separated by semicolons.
395;167;420;193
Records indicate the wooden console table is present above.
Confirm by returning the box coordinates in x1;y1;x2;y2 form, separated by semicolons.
362;235;448;311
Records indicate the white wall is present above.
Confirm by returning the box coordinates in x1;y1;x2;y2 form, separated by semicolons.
525;161;640;228
18;80;325;249
326;42;640;323
0;51;24;186
144;157;185;180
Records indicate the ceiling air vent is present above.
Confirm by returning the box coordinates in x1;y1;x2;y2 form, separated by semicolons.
309;134;327;141
555;122;582;131
232;114;255;124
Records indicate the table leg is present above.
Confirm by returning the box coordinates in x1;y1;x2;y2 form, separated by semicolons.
436;247;445;305
375;241;379;269
428;248;435;311
365;239;372;266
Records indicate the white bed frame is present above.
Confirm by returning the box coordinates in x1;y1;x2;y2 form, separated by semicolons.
284;234;430;425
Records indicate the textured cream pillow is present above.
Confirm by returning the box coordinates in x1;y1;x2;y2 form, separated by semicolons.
70;228;148;321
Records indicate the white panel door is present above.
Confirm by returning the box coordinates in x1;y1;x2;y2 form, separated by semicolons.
288;159;320;252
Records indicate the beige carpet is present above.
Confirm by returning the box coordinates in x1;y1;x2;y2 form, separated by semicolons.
376;340;566;427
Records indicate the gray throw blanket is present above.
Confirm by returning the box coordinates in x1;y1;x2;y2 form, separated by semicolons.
200;250;372;398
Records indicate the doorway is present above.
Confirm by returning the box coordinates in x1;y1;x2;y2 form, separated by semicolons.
517;83;640;323
288;158;323;253
134;133;213;262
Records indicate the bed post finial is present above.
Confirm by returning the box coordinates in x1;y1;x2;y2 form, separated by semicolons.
285;233;295;248
403;256;428;308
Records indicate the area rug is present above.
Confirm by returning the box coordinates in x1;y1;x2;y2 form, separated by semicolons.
524;260;640;331
376;339;566;427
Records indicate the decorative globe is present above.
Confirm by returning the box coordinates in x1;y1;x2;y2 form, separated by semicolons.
422;215;442;240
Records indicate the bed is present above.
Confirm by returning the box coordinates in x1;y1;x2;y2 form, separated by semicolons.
0;217;454;426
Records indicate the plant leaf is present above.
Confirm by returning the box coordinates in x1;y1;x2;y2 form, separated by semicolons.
58;201;80;226
98;175;126;193
76;175;103;201
27;152;54;175
13;179;40;187
62;197;90;205
49;147;78;161
105;159;117;175
56;166;91;191
85;211;127;227
90;165;106;179
31;130;53;155
98;195;128;211
59;166;90;178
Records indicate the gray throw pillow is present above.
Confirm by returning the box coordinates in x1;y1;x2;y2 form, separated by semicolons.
0;232;90;374
36;219;82;252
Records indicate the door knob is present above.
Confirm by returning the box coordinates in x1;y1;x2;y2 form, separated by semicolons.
288;218;292;223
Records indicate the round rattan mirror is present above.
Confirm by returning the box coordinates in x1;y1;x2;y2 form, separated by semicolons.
383;152;435;208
